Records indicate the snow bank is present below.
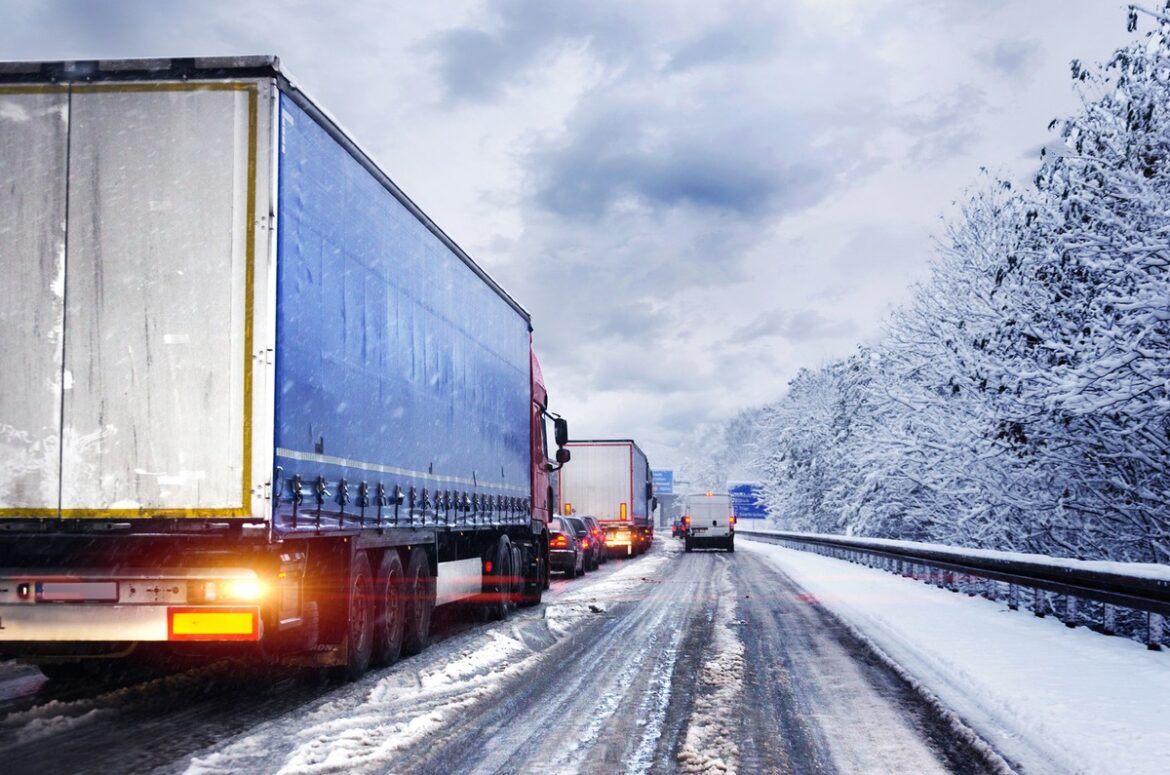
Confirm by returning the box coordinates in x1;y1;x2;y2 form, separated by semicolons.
741;538;1170;775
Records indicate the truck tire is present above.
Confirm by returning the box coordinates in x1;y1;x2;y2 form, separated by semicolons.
372;550;406;667
510;544;524;608
340;551;375;681
519;541;543;607
542;540;552;590
402;549;434;656
727;538;735;553
684;538;693;553
486;535;514;621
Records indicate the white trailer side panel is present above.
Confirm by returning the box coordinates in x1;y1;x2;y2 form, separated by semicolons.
1;80;274;518
561;443;631;521
0;90;68;512
61;86;257;513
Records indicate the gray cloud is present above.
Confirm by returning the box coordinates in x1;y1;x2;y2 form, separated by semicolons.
896;85;987;163
734;309;858;342
976;39;1041;77
529;98;827;218
667;10;780;71
428;0;642;101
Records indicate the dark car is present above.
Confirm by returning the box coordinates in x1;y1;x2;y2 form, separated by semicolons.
581;516;608;565
549;516;585;578
671;519;683;538
564;516;600;571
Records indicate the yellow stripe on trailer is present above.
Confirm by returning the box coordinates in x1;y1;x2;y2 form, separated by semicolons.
168;608;258;640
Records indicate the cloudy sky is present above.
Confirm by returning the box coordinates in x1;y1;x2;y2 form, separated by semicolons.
3;0;1139;470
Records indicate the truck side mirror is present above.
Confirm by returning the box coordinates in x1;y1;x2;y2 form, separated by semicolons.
555;447;571;465
554;417;569;447
645;482;653;499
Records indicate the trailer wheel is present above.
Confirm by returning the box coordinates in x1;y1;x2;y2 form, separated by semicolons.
340;551;375;681
541;538;551;590
509;544;523;611
402;549;434;656
519;541;544;607
486;535;514;621
372;550;406;666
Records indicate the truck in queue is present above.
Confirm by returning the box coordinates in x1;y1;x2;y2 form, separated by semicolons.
559;440;655;556
0;56;570;680
681;492;735;552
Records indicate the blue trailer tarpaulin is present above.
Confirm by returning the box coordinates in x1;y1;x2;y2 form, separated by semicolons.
272;94;531;532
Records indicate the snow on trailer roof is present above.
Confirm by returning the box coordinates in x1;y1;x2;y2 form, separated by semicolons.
0;56;532;326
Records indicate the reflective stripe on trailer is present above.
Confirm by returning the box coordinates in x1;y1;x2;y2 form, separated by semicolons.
0;604;260;642
168;607;259;641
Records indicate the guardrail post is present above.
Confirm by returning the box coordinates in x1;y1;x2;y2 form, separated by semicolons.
1062;595;1078;628
1032;588;1047;618
1102;604;1116;635
1007;583;1019;610
1146;613;1164;651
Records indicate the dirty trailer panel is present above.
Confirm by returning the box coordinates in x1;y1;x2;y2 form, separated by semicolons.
0;81;266;518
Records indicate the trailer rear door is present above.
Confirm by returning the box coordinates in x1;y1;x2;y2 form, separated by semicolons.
0;82;270;518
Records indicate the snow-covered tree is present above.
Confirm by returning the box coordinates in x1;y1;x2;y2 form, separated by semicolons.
741;8;1170;562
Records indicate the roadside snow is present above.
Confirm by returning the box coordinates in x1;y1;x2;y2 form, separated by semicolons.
741;538;1170;775
677;566;744;774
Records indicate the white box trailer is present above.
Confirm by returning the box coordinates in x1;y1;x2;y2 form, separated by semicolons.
560;440;654;556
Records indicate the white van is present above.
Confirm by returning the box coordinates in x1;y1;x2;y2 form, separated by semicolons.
682;492;735;552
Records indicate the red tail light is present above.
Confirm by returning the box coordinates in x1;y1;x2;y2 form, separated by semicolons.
582;539;591;549
729;515;736;525
550;534;568;548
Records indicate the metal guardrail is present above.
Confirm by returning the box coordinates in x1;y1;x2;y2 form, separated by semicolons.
738;528;1170;650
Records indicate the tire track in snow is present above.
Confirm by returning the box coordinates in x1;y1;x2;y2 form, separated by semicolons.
677;561;745;774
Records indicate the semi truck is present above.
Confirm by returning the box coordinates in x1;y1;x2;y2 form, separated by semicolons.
0;56;570;680
559;440;655;556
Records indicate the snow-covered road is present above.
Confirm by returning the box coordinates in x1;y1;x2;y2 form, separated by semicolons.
0;539;997;774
